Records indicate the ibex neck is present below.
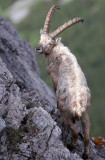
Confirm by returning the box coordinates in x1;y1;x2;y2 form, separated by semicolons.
45;42;75;66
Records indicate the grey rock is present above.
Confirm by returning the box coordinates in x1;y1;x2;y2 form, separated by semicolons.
0;15;56;106
0;15;105;160
0;118;6;132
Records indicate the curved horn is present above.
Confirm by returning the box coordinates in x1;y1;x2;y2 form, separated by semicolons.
51;17;84;38
43;5;60;33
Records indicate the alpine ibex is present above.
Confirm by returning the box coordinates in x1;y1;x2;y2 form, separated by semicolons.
35;5;91;159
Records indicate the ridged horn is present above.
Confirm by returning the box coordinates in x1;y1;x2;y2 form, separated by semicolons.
51;17;84;38
43;5;60;33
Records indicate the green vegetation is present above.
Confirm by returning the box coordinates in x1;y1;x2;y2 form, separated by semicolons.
26;102;35;109
0;0;105;137
0;0;16;9
0;0;17;18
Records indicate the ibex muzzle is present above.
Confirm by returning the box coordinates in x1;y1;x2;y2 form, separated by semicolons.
35;44;43;54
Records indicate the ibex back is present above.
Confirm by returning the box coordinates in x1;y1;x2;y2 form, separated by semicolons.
35;5;91;159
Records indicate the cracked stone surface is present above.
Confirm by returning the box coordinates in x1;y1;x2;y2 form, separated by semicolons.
0;16;105;160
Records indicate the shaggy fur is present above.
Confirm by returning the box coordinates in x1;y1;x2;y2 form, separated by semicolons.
47;41;91;117
35;30;91;159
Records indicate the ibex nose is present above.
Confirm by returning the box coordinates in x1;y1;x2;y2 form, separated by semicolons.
35;44;42;54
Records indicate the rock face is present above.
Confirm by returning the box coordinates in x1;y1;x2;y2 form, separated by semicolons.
0;16;105;160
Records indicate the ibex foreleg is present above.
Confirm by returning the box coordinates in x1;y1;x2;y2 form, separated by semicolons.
81;111;90;159
57;99;78;149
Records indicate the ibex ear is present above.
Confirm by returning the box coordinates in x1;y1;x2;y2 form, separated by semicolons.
56;37;61;43
40;29;43;35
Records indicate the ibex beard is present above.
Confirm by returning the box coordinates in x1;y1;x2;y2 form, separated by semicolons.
35;5;91;159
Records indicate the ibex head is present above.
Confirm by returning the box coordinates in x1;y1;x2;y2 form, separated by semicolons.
35;5;84;54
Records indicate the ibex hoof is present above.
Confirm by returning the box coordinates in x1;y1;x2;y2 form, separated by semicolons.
67;143;76;151
82;152;88;159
